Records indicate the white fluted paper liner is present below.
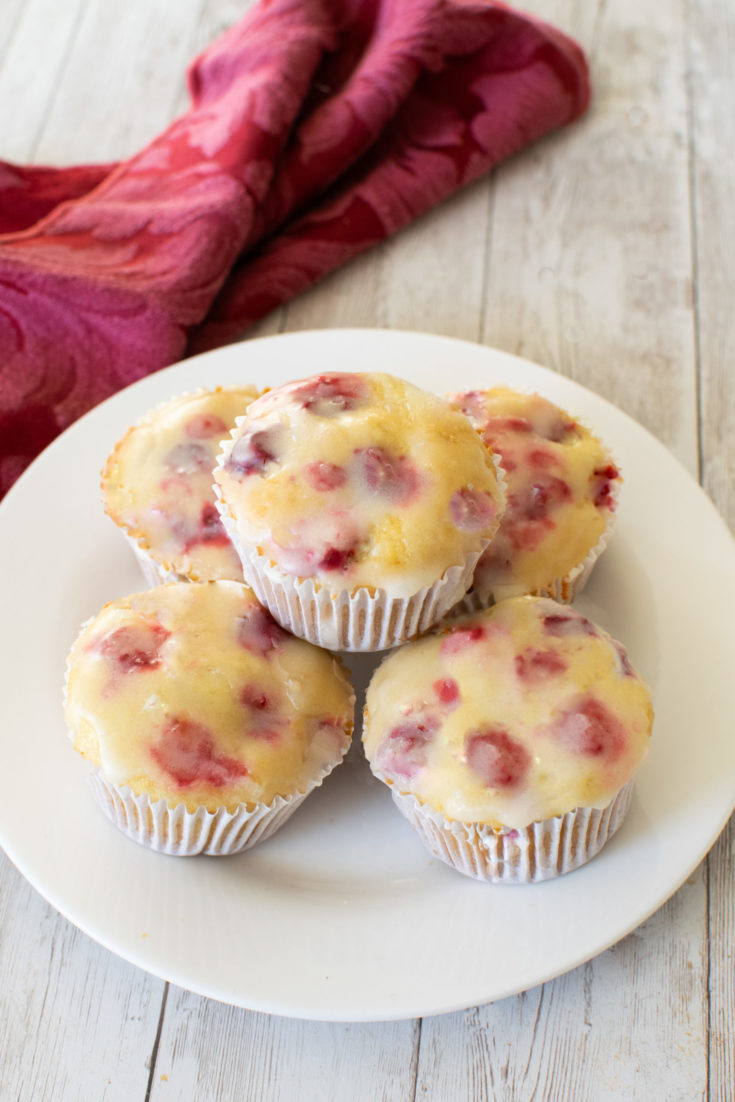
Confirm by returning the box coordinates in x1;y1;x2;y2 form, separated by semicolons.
389;781;634;884
123;529;188;586
88;771;317;856
214;444;506;651
220;529;488;651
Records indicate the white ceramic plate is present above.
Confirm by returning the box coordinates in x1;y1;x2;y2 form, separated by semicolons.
1;329;734;1022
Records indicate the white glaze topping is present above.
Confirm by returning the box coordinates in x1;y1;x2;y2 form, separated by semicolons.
214;372;505;597
65;581;354;811
363;596;652;829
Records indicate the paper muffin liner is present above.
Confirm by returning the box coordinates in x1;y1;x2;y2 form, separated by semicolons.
88;771;318;857
389;781;634;884
123;529;189;586
219;529;490;651
214;443;506;651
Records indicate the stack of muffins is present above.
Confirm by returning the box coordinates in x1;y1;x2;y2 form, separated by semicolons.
64;369;653;880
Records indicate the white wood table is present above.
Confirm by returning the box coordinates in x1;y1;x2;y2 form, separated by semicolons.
1;1;733;1098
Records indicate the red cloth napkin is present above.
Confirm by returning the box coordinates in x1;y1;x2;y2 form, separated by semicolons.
0;0;589;498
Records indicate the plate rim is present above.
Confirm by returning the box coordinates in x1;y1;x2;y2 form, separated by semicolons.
1;327;734;1021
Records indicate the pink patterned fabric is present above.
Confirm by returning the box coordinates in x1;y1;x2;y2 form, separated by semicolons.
0;0;589;497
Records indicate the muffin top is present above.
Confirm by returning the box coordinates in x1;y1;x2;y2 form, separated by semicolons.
65;581;355;812
102;386;259;582
448;387;620;600
214;372;506;597
363;596;652;829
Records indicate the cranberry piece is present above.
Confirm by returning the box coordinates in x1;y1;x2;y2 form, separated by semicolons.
240;684;286;742
185;413;228;439
465;728;530;789
531;407;577;443
524;477;572;520
592;464;620;510
527;447;559;470
150;716;247;788
294;374;366;416
182;503;230;552
434;678;460;705
547;695;626;759
378;716;439;779
304;461;348;491
449;389;486;421
486;415;533;434
98;621;169;673
319;546;355;572
440;625;485;656
355;446;420;504
506;517;548;552
226;428;278;477
612;640;635;678
449;487;497;530
515;647;568;682
202;502;229;541
164;442;211;474
237;606;286;655
542;612;597;638
240;684;275;711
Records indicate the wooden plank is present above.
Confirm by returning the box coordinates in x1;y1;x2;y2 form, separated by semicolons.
708;820;735;1102
33;0;205;164
688;0;735;529
148;986;420;1102
0;0;88;161
687;2;735;1099
417;873;707;1101
483;0;699;473
0;850;165;1102
284;180;491;342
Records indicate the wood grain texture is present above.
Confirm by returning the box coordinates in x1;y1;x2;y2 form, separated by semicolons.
284;179;491;342
0;850;165;1102
687;2;735;1099
34;0;205;164
416;871;708;1102
0;0;732;1098
483;0;699;472
0;0;89;161
148;987;420;1102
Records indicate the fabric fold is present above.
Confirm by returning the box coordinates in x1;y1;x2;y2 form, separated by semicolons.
0;0;590;497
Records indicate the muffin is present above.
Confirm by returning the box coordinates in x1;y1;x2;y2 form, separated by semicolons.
448;387;621;608
213;372;506;651
64;581;355;855
363;596;652;883
102;386;260;585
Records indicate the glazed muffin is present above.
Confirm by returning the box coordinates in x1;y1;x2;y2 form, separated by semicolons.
214;372;506;651
102;386;259;584
64;581;355;855
448;387;621;607
363;596;652;883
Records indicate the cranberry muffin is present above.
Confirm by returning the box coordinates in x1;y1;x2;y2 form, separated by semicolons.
363;596;652;883
214;372;506;650
64;581;355;855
